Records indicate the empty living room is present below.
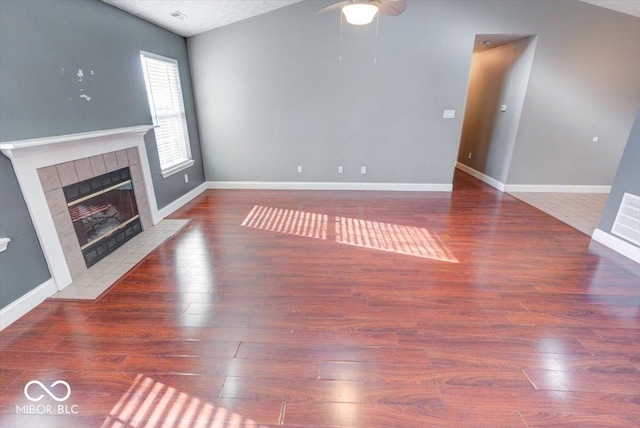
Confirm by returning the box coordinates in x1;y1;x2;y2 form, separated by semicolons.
1;0;639;427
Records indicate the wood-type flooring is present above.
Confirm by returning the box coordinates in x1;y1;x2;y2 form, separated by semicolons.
1;170;639;427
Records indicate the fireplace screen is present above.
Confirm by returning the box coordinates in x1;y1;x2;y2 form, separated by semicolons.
64;168;142;267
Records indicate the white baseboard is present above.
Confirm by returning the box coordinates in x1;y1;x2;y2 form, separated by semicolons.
592;228;640;263
207;181;453;192
0;278;58;330
505;184;611;193
455;163;505;191
157;182;208;219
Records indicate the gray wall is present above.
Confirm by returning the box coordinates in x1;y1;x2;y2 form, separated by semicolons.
457;37;536;184
0;0;204;309
189;0;640;187
598;107;640;244
505;3;640;185
0;157;51;308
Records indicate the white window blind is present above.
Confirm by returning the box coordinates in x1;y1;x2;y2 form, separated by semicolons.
140;51;193;177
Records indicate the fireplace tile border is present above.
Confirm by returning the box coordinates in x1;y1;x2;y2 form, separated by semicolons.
38;150;152;280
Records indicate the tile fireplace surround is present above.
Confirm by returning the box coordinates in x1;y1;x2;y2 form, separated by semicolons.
39;149;152;279
0;125;161;308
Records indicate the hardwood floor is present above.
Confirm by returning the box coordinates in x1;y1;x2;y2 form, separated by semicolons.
1;170;639;427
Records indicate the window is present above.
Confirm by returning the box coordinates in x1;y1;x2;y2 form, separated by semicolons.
140;51;194;178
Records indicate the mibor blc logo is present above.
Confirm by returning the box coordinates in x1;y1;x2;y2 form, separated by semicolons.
16;380;79;415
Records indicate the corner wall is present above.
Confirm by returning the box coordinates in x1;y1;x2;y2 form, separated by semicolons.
593;107;640;262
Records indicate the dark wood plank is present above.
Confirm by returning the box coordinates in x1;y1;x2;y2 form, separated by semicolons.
439;385;640;415
319;362;532;388
219;377;444;406
283;402;526;427
520;412;640;427
524;369;640;394
236;342;430;365
51;337;240;358
119;355;320;379
427;349;639;373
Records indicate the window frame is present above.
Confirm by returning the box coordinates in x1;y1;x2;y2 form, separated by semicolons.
140;50;194;178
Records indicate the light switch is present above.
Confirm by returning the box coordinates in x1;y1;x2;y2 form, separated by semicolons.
443;110;456;119
500;105;507;112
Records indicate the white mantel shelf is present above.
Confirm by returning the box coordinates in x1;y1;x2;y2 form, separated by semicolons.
0;125;156;158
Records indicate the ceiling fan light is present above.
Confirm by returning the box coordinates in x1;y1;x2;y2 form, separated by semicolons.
342;3;379;25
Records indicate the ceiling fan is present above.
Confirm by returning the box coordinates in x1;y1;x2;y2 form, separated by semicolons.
318;0;407;26
318;0;407;62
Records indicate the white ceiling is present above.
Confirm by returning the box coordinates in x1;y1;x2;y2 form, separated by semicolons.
101;0;304;37
580;0;640;18
100;0;640;37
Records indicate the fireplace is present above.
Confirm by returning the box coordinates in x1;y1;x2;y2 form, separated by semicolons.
0;125;160;293
64;167;143;267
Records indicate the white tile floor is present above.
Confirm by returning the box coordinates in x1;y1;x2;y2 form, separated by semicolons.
50;219;189;300
509;192;608;236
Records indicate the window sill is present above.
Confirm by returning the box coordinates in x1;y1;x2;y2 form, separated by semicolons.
161;160;194;178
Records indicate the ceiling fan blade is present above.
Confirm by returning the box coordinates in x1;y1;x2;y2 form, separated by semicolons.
317;0;353;15
376;0;407;16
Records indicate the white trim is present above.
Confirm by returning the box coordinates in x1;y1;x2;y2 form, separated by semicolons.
455;162;506;192
160;159;195;178
505;184;611;193
0;126;158;292
592;228;640;263
0;125;155;151
207;181;452;192
0;279;57;330
158;182;208;218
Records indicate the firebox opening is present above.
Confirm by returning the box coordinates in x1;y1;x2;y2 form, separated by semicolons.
64;167;143;267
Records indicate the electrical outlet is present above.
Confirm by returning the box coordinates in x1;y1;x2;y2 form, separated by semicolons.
297;165;303;173
338;166;344;174
184;173;189;183
361;166;367;175
468;152;472;159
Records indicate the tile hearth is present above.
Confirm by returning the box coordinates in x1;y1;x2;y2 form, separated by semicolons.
49;219;189;300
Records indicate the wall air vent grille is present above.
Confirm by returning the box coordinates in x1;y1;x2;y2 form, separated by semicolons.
612;192;640;246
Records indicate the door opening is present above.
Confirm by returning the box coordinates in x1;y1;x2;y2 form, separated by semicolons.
455;34;537;191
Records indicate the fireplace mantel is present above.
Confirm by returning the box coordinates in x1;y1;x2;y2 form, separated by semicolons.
1;125;160;292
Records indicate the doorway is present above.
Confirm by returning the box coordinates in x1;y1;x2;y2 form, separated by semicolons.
456;34;537;190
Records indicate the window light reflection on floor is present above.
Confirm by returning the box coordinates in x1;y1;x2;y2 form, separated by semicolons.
241;205;328;240
241;205;457;263
101;374;265;427
335;216;458;263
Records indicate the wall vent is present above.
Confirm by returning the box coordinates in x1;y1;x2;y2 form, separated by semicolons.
612;192;640;246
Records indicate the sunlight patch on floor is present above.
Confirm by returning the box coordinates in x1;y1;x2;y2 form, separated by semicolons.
241;205;327;240
101;374;265;427
335;216;458;263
